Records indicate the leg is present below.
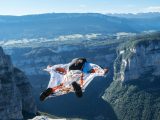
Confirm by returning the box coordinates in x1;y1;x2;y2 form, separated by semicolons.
72;81;83;98
40;88;53;101
40;83;63;101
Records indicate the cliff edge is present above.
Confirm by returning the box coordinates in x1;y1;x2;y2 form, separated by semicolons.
0;47;37;119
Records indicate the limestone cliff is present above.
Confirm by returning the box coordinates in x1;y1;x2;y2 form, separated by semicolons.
103;33;160;120
113;33;160;82
0;47;37;120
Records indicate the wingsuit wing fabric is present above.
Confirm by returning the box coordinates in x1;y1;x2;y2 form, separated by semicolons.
46;64;68;88
47;63;105;96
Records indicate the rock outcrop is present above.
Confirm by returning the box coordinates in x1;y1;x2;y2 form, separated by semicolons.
114;34;160;82
103;33;160;120
0;47;37;120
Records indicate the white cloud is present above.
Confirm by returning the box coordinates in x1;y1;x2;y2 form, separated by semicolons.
144;6;160;12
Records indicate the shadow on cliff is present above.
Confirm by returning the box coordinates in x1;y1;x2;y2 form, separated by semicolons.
34;76;118;120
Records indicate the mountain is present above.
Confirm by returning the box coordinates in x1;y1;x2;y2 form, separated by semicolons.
0;13;133;40
0;13;160;40
0;47;37;119
103;32;160;120
107;12;160;32
108;12;160;18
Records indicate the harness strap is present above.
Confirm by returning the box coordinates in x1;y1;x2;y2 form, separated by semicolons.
51;83;63;92
80;73;84;87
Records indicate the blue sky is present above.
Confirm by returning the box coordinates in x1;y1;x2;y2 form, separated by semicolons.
0;0;160;15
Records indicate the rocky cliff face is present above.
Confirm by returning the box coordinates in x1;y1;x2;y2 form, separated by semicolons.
0;47;37;120
114;34;160;82
103;33;160;120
